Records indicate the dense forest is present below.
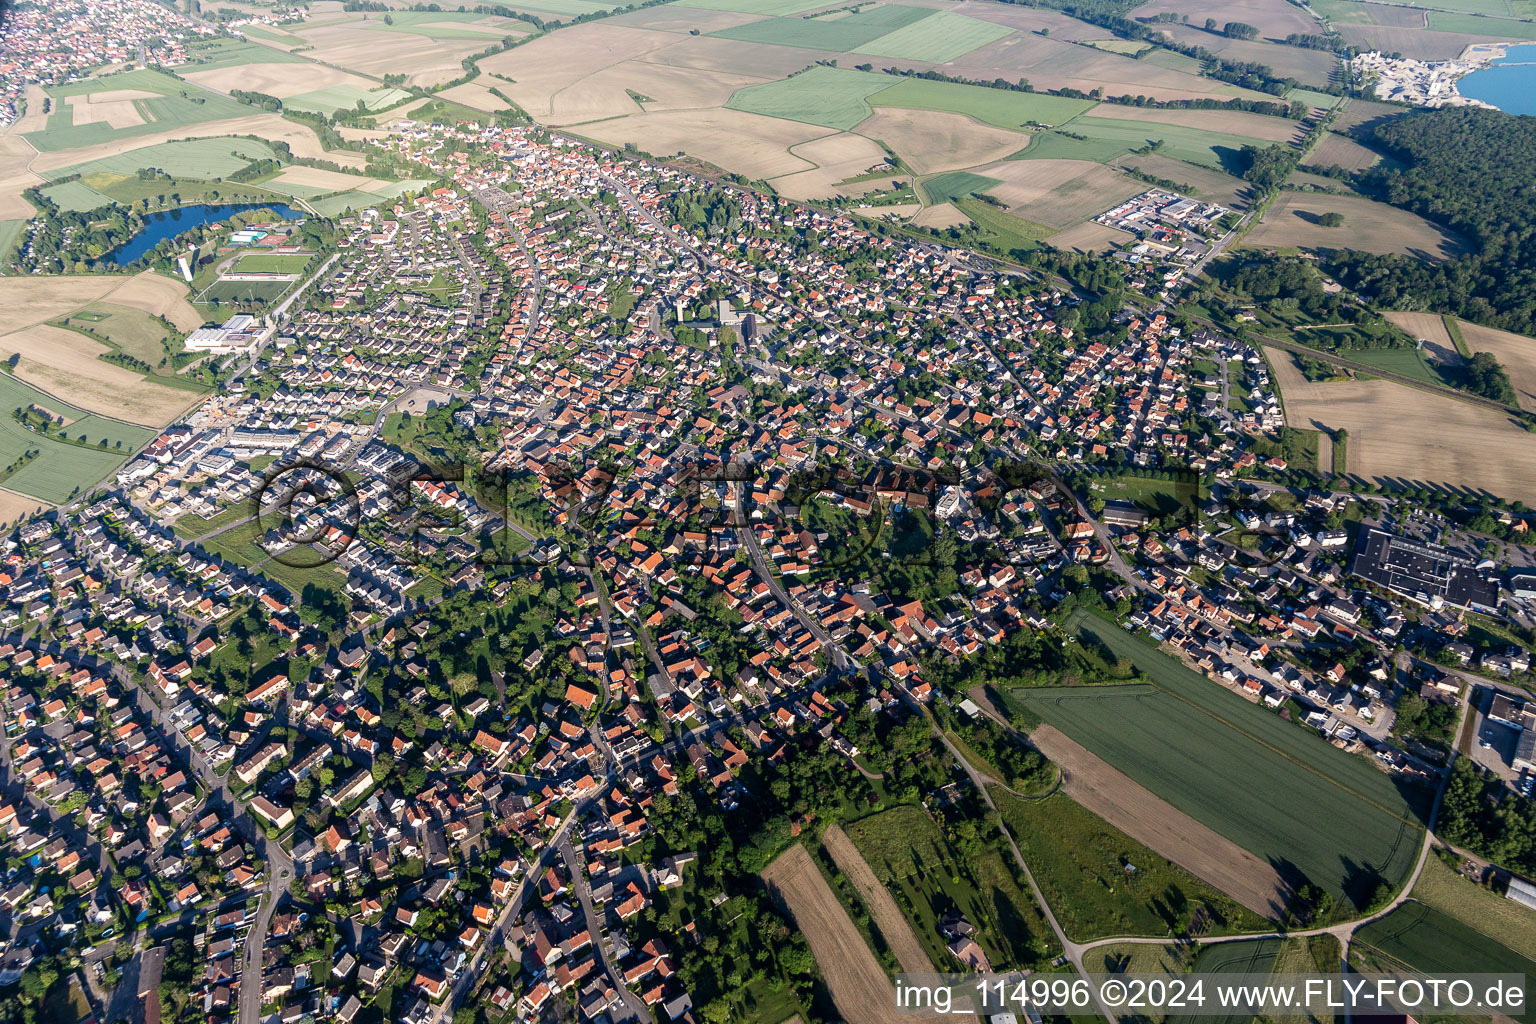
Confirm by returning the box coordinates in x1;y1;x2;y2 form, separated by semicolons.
1329;107;1536;337
1437;758;1536;874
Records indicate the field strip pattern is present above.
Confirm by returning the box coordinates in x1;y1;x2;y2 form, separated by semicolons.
761;843;947;1024
821;824;940;975
1025;723;1293;918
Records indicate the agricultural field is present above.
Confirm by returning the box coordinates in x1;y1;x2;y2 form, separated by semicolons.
580;109;832;180
26;112;365;176
968;158;1144;229
1009;608;1427;908
1176;937;1342;1024
1047;220;1136;252
1381;311;1464;366
1351;902;1536;986
23;69;260;153
921;171;1002;205
760;843;947;1024
851;10;1015;62
820;824;938;974
39;181;112;213
173;37;310;70
56;302;207;388
284;83;413;116
854;107;1026;175
42;138;280;184
0;324;204;426
994;788;1269;942
710;5;935;53
674;0;828;12
868;77;1098;131
181;60;389;103
1267;345;1536;502
0;374;155;505
0;136;42;222
1426;10;1536;37
1307;132;1383;172
726;66;901;131
1131;0;1324;41
1242;192;1468;261
1121;152;1251;206
1024;719;1292;916
1453;318;1536;412
1408;853;1536;961
768;133;892;201
1025;114;1275;172
843;804;1058;970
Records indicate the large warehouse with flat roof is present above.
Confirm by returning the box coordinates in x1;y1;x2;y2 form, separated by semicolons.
1351;528;1500;612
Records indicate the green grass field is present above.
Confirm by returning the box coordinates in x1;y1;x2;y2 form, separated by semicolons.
0;221;24;264
174;37;309;70
199;279;293;304
1009;609;1427;907
1337;346;1456;388
306;190;387;217
726;66;896;130
1353;902;1535;1014
994;789;1269;942
1287;87;1345;111
25;69;259;153
57;302;188;375
1084;38;1155;55
921;171;1002;204
1427;10;1536;35
45;138;279;183
1140;48;1206;73
953;198;1054;250
673;0;828;12
1045;115;1270;173
843;804;1057;969
0;375;152;503
1408;854;1536;961
40;181;114;213
284;83;413;115
852;10;1014;62
711;5;932;52
1092;475;1200;517
871;77;1097;130
232;252;312;274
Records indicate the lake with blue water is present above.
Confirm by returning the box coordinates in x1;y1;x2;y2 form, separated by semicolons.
107;202;303;265
1457;44;1536;115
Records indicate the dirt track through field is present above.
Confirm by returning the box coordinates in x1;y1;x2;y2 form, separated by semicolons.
821;825;939;975
762;844;946;1024
1026;723;1292;919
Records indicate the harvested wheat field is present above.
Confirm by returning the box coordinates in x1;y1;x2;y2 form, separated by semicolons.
1131;0;1320;40
434;82;510;113
1091;103;1304;144
7;85;51;136
970;158;1142;229
1268;346;1536;502
1026;722;1292;919
761;843;946;1024
1383;311;1462;367
182;62;367;99
913;202;971;229
0;324;203;426
578;109;828;180
28;113;366;173
482;23;679;117
1243;192;1467;261
65;90;159;130
1121;152;1250;206
1455;319;1536;413
821;825;939;975
1048;220;1136;252
0;489;50;526
0;136;44;221
547;60;767;124
0;277;123;333
1309;132;1382;173
108;272;206;333
770;132;891;201
855;107;1026;175
287;17;511;86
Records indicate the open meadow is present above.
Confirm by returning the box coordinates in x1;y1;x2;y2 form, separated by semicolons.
0;374;155;504
1008;609;1428;908
1267;346;1536;502
1243;192;1468;261
843;804;1057;969
761;843;947;1024
23;69;259;153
